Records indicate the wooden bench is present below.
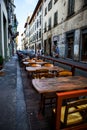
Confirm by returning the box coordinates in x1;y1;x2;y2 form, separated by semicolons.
39;56;87;76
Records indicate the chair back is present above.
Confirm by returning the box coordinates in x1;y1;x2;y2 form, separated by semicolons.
43;63;54;67
55;89;87;130
63;98;87;126
36;59;43;62
31;58;37;60
56;70;72;77
35;68;49;78
27;59;35;62
31;63;41;67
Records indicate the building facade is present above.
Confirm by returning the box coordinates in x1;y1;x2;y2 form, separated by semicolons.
7;0;18;56
24;16;30;49
29;0;43;54
0;0;8;59
0;0;18;61
23;0;87;63
43;0;87;63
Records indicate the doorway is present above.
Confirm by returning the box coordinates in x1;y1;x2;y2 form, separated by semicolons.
66;32;74;59
48;38;52;56
81;30;87;62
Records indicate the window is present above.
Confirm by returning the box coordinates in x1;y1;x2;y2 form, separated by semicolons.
35;22;36;30
44;40;47;53
81;28;87;62
39;5;42;12
48;0;52;11
68;0;75;17
48;17;51;30
33;34;35;41
35;33;37;40
54;0;58;4
44;22;47;32
39;29;41;38
44;7;47;16
54;11;58;27
37;19;38;28
37;31;38;40
84;0;87;6
39;15;41;25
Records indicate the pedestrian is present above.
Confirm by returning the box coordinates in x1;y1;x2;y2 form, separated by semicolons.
55;46;59;58
36;50;40;58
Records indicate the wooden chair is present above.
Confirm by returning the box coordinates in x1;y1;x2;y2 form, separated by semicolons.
53;89;87;130
36;59;43;62
46;72;55;78
31;58;37;61
32;68;49;79
43;63;54;67
26;59;35;62
22;57;30;62
37;71;55;79
30;63;41;67
33;68;56;79
27;62;37;66
38;71;56;114
32;68;56;114
56;70;72;77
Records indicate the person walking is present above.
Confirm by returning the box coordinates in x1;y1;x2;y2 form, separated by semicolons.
55;46;59;58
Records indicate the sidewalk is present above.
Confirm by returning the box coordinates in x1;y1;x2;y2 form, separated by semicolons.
0;55;29;130
0;55;53;130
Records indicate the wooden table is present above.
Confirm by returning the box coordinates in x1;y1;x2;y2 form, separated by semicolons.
23;61;30;66
32;76;87;94
26;66;41;73
23;61;47;66
26;66;64;73
32;76;87;113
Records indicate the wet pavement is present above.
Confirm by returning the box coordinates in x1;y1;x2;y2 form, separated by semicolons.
0;55;53;130
0;55;29;130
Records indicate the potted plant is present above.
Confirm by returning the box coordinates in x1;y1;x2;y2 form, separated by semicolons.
0;55;4;70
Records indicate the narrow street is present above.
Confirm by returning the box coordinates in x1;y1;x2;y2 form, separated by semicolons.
0;1;87;130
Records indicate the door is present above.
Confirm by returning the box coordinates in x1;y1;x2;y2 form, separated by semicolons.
81;33;87;61
66;33;74;59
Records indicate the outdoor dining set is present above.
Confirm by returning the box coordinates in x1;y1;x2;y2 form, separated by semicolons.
19;55;87;130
